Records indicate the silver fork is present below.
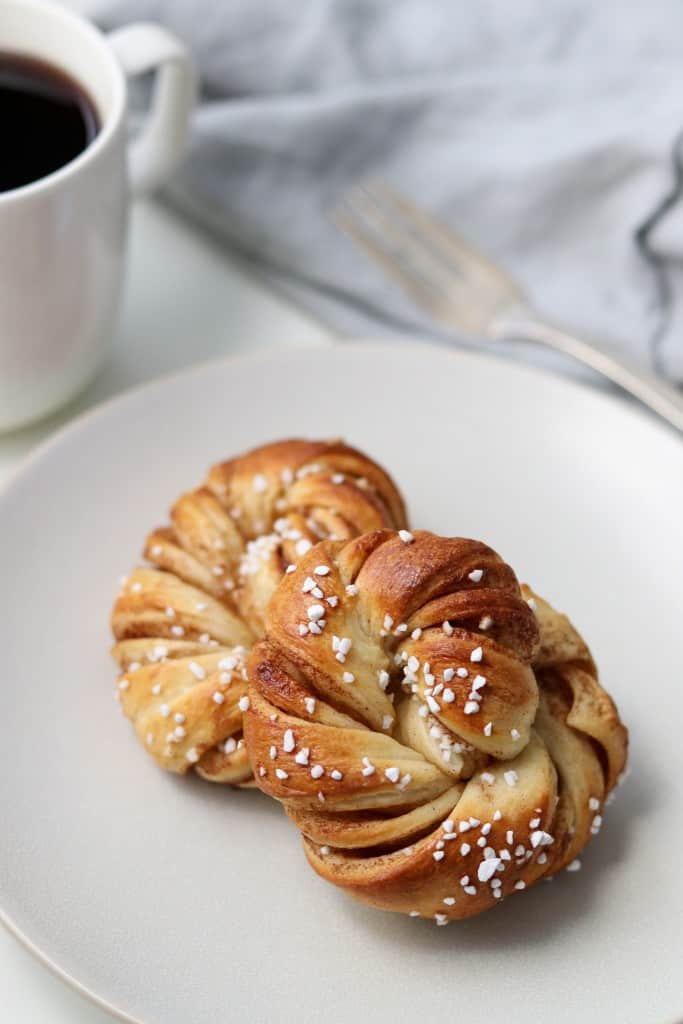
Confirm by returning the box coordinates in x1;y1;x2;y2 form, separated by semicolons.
338;184;683;434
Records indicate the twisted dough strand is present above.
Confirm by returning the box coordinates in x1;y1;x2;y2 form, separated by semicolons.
244;530;628;922
110;440;407;783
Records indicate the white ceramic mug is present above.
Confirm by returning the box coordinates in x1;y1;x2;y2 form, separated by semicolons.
0;0;196;432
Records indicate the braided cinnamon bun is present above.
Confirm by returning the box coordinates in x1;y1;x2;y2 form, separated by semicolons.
244;529;628;922
110;440;407;784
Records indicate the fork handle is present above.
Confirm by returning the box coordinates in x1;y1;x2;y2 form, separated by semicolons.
494;312;683;434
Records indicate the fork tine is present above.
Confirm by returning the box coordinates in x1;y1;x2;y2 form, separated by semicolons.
365;182;517;291
335;208;446;313
337;182;527;334
343;186;467;294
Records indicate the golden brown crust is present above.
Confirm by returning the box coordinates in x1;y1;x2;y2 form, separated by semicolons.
523;586;629;873
244;531;628;923
110;439;407;783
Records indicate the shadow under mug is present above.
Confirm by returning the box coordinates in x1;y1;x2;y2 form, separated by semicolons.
0;0;196;432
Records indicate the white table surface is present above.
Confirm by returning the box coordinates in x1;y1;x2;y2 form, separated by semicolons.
0;198;333;1021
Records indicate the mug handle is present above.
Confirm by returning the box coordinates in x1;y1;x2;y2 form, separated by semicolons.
107;24;196;197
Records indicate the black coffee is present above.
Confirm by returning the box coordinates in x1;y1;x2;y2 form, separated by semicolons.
0;52;100;192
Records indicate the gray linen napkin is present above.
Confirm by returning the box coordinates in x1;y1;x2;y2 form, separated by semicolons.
91;0;683;384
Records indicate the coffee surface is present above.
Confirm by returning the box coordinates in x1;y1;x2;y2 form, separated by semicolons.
0;52;100;192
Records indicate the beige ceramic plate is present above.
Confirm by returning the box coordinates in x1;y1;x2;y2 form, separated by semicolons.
0;343;681;1024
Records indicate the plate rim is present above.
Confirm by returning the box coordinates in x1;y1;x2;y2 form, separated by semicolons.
0;337;679;1024
2;338;680;509
0;909;141;1024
